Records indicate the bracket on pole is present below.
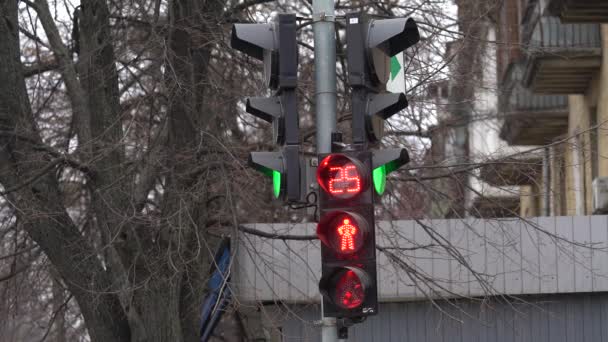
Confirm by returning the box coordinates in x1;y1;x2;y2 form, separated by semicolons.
313;12;336;22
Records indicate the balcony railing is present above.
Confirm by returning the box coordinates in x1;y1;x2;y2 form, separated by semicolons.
478;156;542;187
547;0;608;23
521;12;602;93
469;196;520;218
524;15;601;52
499;61;568;145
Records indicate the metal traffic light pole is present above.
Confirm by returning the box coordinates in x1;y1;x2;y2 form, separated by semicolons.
312;0;341;341
313;0;336;155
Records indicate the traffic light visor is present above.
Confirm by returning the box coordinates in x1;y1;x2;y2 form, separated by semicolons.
230;23;275;60
367;18;420;57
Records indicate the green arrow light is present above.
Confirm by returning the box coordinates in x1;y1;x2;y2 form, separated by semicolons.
390;55;402;81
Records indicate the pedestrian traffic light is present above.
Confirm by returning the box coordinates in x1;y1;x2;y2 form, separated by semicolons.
231;14;301;202
316;147;411;318
346;13;420;144
317;151;378;318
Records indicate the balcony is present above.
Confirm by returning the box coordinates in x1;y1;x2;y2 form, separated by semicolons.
479;157;542;186
547;0;608;23
469;196;520;218
499;62;569;145
522;14;601;94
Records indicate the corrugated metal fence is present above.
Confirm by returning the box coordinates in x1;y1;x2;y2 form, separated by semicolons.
270;292;608;342
234;216;608;303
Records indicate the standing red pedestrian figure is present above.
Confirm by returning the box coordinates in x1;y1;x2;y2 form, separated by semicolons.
337;218;357;251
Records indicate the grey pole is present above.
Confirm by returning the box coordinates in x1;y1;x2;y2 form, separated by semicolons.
313;0;339;340
313;0;337;154
543;147;551;216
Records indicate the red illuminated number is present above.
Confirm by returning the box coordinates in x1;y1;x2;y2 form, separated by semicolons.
328;164;361;195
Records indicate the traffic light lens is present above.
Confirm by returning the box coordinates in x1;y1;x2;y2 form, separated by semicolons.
329;164;361;195
272;170;281;198
317;155;365;199
317;211;368;255
372;165;387;195
335;270;365;309
330;215;361;253
338;219;356;252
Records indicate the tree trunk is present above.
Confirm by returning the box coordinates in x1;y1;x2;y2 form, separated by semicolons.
0;1;130;341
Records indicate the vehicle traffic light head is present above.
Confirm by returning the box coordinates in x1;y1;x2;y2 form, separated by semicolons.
248;146;300;203
346;12;420;144
371;148;410;195
317;151;378;318
231;14;301;203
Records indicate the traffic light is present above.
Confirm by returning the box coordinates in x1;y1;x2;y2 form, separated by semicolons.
316;151;378;318
316;148;410;318
346;13;420;144
315;14;419;319
371;148;410;195
231;14;301;202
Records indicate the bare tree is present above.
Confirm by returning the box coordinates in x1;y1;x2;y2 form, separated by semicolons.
2;0;594;340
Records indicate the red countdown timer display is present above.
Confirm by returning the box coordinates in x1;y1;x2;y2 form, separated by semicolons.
317;154;366;199
335;269;365;309
317;212;368;255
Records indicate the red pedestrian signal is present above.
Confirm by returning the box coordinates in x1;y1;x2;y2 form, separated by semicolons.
317;211;368;255
319;266;372;312
335;269;366;309
317;151;377;318
338;219;356;252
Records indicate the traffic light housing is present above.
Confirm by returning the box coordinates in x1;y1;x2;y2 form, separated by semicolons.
346;13;420;144
231;14;301;203
316;151;378;318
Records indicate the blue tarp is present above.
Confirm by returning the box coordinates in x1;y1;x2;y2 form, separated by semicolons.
200;238;232;342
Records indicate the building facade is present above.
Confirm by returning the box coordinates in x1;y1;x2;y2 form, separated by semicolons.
492;0;608;217
433;0;608;219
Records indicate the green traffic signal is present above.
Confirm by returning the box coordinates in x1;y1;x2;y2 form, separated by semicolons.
273;170;282;199
371;149;410;195
372;165;386;195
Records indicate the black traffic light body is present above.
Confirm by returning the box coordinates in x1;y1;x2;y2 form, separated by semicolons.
315;12;420;320
317;150;378;318
231;14;301;203
346;12;420;144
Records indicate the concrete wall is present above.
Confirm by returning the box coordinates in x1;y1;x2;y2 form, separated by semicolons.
519;185;539;217
567;95;593;215
560;24;608;215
